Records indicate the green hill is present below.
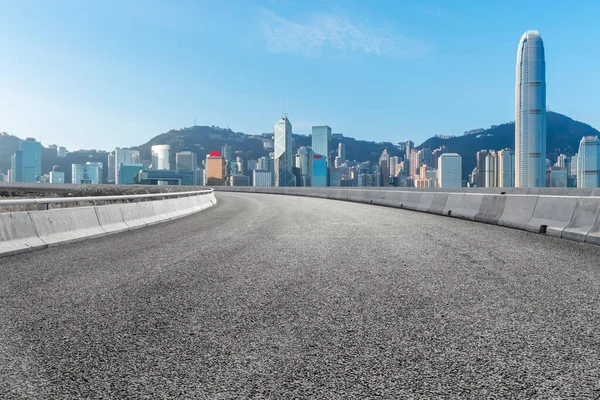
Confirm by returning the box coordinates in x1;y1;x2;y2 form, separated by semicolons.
417;112;599;180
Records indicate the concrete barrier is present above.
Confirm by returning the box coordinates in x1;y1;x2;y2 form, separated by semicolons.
447;194;483;220
563;198;600;243
475;195;507;225
1;191;216;258
525;196;578;237
0;212;47;255
29;206;105;245
497;195;539;230
95;204;129;234
442;193;464;218
428;193;449;215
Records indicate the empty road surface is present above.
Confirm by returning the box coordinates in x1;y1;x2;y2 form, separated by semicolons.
2;192;600;399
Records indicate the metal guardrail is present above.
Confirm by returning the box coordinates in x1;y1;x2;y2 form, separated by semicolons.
0;189;214;208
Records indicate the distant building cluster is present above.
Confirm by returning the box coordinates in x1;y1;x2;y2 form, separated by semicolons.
2;31;597;189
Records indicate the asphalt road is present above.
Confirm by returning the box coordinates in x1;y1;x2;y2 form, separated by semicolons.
2;192;600;399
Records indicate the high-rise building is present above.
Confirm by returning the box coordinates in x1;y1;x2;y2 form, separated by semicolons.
311;154;327;186
10;139;42;183
379;149;390;186
389;156;398;178
409;149;418;177
437;153;462;188
312;126;332;167
221;144;232;163
515;30;546;187
258;156;275;186
405;141;414;163
56;146;67;158
151;145;171;170
498;149;515;187
72;163;100;184
274;115;296;187
476;150;488;187
176;151;198;171
338;142;346;163
252;170;272;187
206;152;226;186
485;151;498;188
577;136;600;188
114;149;140;184
294;146;310;186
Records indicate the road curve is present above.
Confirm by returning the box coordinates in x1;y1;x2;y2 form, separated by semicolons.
2;192;600;399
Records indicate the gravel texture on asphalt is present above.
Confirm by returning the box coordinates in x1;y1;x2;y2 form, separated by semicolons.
2;192;600;399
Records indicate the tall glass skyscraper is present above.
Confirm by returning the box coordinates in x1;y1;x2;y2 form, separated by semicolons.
311;126;332;166
515;30;546;187
577;136;600;188
274;115;296;187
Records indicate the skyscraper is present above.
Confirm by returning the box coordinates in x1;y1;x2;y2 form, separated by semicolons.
274;115;296;187
577;136;600;188
437;153;462;188
515;30;546;187
498;149;515;187
379;149;390;186
485;151;498;188
206;152;226;186
221;144;232;163
338;142;346;164
476;150;488;187
311;126;332;167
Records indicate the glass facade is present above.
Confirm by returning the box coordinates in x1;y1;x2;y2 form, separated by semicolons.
274;115;296;187
311;155;327;186
577;136;600;188
515;30;546;187
311;126;332;167
72;164;101;184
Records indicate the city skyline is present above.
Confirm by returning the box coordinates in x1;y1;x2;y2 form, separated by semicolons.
2;1;600;150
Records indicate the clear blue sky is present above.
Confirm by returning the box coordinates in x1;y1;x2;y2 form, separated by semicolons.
1;0;599;151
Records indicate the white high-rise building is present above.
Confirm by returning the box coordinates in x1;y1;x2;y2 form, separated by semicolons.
390;156;399;178
485;151;498;188
152;145;171;170
274;115;296;187
498;149;515;187
577;136;600;188
515;30;546;187
437;153;462;188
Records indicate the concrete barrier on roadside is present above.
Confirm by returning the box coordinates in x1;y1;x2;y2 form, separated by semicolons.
0;212;47;255
403;192;434;212
1;192;216;258
442;193;464;218
95;204;129;234
428;193;449;215
563;198;600;243
525;196;578;237
29;206;105;245
445;194;483;220
475;195;507;225
497;195;539;230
